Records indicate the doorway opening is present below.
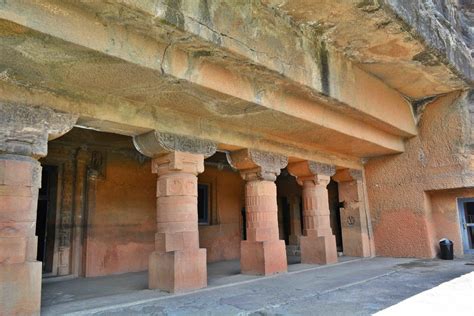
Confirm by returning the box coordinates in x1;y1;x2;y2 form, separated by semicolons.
36;165;59;274
458;198;474;254
276;169;302;264
328;180;343;253
275;170;345;262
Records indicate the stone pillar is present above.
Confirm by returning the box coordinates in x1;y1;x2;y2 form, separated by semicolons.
333;169;375;258
288;196;302;246
57;151;75;276
83;165;99;277
229;149;288;275
288;161;337;265
134;131;216;293
0;103;77;315
71;148;88;277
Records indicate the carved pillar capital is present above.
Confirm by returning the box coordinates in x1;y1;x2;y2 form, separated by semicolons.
133;131;217;158
288;160;336;186
152;151;205;176
0;103;78;158
332;168;363;183
228;149;288;181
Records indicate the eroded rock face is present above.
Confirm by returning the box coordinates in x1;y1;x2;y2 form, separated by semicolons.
259;0;469;99
384;0;473;84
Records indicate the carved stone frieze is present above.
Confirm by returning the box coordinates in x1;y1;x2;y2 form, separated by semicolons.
0;103;78;157
307;161;336;177
288;160;336;186
228;149;288;181
89;150;107;180
133;130;217;158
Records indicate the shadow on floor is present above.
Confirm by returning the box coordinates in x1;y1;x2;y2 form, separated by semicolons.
41;255;356;308
41;257;474;315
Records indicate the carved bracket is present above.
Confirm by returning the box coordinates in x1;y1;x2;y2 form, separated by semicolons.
308;161;336;177
333;168;363;183
89;150;107;180
133;131;217;158
0;103;78;158
288;160;336;186
228;149;288;181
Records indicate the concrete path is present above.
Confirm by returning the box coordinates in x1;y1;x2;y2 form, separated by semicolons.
42;257;474;315
376;271;474;316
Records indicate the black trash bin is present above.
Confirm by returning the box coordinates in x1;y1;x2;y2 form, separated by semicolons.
439;238;454;260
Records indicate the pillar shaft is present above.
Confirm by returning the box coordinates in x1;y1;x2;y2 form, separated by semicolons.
288;161;338;265
302;178;333;237
149;151;207;292
133;130;217;293
0;155;42;315
0;103;77;315
241;179;287;275
229;149;288;276
246;180;279;242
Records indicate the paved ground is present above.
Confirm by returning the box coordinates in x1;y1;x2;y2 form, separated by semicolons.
42;256;474;315
376;271;474;315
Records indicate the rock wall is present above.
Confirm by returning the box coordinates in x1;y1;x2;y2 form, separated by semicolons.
46;129;244;277
198;166;244;263
384;0;473;84
428;188;474;257
365;91;474;257
85;153;156;277
84;153;244;276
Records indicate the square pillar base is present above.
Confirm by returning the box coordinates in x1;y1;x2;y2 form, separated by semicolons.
342;229;372;258
300;235;338;265
0;262;41;316
240;240;287;276
148;248;207;293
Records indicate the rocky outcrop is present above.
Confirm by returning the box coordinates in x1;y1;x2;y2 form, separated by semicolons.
384;0;473;84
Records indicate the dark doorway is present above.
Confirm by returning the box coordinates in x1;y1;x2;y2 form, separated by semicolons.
197;183;210;224
328;180;343;252
280;196;291;245
36;165;58;273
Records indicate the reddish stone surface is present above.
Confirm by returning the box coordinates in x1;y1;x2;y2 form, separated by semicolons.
333;170;373;258
240;240;287;275
365;93;469;258
372;209;435;258
80;146;244;276
148;151;207;292
300;177;338;264
84;153;156;277
0;155;42;315
0;262;41;316
288;161;338;265
241;180;287;275
300;233;337;265
149;248;206;293
198;167;244;262
428;189;474;257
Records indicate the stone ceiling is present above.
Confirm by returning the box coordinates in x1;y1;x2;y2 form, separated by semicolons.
0;0;472;168
261;0;472;99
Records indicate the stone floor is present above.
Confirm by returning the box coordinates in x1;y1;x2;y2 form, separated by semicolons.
41;256;474;315
375;270;474;315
